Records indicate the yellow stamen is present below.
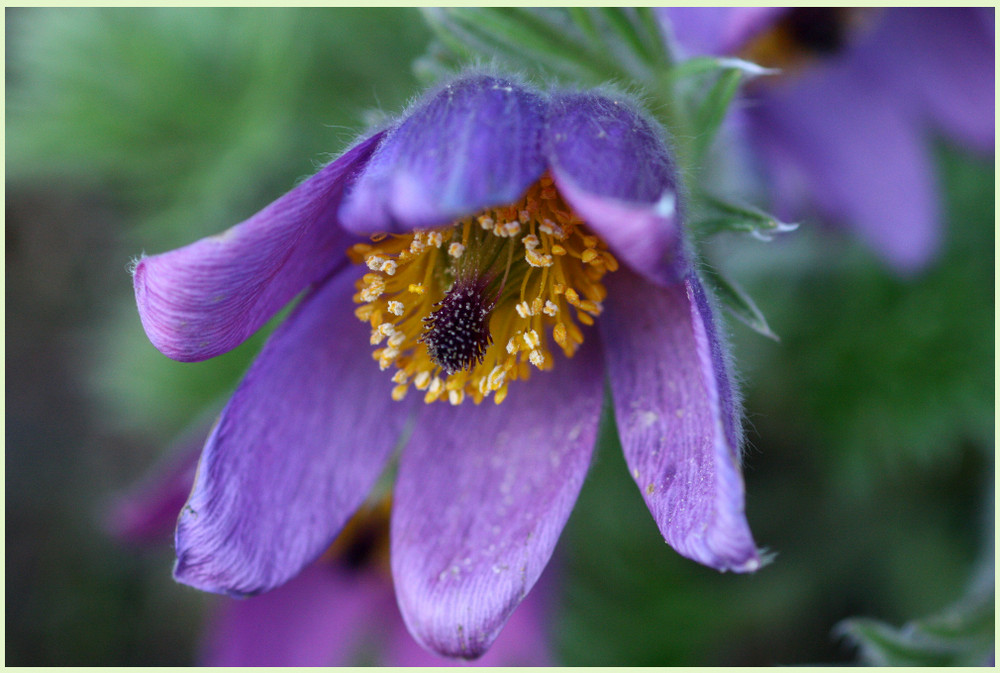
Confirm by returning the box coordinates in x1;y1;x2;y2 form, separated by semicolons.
348;175;617;404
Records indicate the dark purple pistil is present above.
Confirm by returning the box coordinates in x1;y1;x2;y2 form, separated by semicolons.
419;277;494;375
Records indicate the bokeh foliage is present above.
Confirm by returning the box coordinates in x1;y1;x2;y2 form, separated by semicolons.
6;7;994;666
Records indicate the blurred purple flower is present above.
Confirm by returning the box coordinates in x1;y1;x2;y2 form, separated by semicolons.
664;7;995;273
132;72;759;659
200;559;554;666
109;441;552;666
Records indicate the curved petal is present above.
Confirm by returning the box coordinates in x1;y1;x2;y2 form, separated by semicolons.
173;270;414;596
600;268;759;572
386;568;554;666
860;8;995;153
546;91;686;286
661;7;785;56
134;132;382;362
749;62;940;273
201;564;394;666
341;73;547;234
391;339;604;659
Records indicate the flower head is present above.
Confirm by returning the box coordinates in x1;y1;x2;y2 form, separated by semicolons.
133;72;760;659
664;8;995;273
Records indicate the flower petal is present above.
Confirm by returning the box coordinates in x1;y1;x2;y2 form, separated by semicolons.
201;564;394;666
661;7;786;56
860;8;995;153
546;91;686;286
340;73;546;234
749;61;940;273
173;270;413;596
600;268;759;572
134;132;382;362
391;339;604;659
386;569;554;666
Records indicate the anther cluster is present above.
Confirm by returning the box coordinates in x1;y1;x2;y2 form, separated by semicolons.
348;175;618;405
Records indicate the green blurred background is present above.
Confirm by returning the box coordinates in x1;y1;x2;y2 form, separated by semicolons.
6;8;994;665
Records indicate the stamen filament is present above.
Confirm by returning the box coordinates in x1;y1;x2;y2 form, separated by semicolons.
348;174;617;405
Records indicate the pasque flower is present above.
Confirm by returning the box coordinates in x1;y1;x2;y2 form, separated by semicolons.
133;72;760;659
663;7;995;273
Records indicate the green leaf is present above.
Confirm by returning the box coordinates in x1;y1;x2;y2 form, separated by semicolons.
421;7;617;83
633;7;672;67
692;195;799;241
701;265;779;341
668;55;778;83
567;7;601;44
692;67;743;158
597;7;655;69
837;583;994;666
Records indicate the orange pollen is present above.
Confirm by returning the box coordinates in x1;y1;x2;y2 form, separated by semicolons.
348;174;619;405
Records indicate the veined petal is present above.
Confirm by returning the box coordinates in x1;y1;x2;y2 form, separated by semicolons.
749;62;940;273
173;271;413;596
546;91;686;286
386;570;554;666
134;132;382;362
341;73;546;234
600;268;759;572
201;564;394;666
391;339;604;659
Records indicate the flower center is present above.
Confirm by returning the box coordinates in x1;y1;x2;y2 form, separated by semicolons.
348;174;618;405
323;498;391;574
739;8;876;74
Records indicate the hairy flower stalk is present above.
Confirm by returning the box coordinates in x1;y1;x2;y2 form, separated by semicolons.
350;176;616;405
132;72;761;660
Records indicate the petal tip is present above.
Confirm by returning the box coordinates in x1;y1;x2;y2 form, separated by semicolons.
172;520;260;598
131;254;189;362
341;71;546;235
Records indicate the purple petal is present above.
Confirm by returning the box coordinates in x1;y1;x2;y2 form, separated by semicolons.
546;91;686;286
105;427;203;546
386;569;555;666
749;61;941;273
340;74;546;234
391;339;604;659
600;268;759;572
661;7;785;55
173;270;413;596
134;132;382;362
859;8;995;153
201;564;394;666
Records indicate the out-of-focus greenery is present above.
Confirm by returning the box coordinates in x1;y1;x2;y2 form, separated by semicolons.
559;143;994;664
7;8;431;665
6;7;993;666
838;546;994;666
8;8;427;247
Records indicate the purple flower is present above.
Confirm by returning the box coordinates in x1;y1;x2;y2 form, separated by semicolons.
200;558;554;666
664;8;995;273
132;72;760;659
